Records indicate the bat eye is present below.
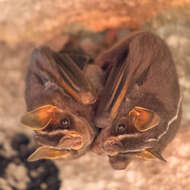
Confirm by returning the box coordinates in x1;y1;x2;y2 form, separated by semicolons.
116;124;126;134
60;118;70;129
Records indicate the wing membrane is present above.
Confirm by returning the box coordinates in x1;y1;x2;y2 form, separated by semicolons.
96;34;153;121
33;47;96;105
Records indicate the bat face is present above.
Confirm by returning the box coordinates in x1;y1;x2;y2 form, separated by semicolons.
94;32;182;170
21;46;103;161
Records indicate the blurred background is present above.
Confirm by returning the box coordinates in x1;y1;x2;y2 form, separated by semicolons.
0;0;190;190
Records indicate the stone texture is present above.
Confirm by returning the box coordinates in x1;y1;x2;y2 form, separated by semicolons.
0;132;61;190
6;163;29;190
1;0;190;47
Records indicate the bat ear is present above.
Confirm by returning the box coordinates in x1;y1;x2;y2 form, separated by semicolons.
27;146;70;161
21;105;56;130
128;106;160;132
136;149;167;162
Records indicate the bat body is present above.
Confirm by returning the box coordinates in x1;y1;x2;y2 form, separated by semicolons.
93;31;182;170
21;31;182;171
22;46;104;161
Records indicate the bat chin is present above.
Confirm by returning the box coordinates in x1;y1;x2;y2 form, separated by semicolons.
109;154;132;170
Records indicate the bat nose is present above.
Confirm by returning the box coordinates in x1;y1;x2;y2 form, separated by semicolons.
103;136;122;156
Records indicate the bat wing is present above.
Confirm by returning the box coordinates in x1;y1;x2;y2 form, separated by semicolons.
28;46;97;106
96;32;153;123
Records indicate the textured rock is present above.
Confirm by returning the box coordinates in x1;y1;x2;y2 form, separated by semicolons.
1;0;190;47
6;163;29;190
0;132;61;190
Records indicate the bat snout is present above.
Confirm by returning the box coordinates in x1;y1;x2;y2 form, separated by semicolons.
34;129;66;147
103;136;123;156
57;134;83;150
35;129;84;151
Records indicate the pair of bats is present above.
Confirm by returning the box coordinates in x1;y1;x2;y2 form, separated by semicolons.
21;31;182;170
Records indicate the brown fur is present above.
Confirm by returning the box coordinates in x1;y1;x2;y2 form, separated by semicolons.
94;31;181;170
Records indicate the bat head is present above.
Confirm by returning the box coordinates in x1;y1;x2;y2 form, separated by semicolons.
93;32;181;169
21;105;95;161
21;46;103;161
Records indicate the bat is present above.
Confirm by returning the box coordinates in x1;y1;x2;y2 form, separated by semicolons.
93;31;182;170
21;45;104;161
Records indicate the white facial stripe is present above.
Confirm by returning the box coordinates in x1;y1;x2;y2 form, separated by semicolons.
120;147;148;153
37;129;68;136
146;95;182;143
118;133;141;140
146;138;157;142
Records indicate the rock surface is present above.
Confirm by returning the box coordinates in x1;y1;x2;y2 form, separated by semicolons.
1;0;190;47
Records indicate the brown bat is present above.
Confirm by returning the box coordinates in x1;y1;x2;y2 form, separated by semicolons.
21;45;104;161
93;31;182;170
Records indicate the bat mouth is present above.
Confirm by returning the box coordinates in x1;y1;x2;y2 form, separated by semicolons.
56;130;84;150
103;135;165;162
35;129;84;151
102;134;152;156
